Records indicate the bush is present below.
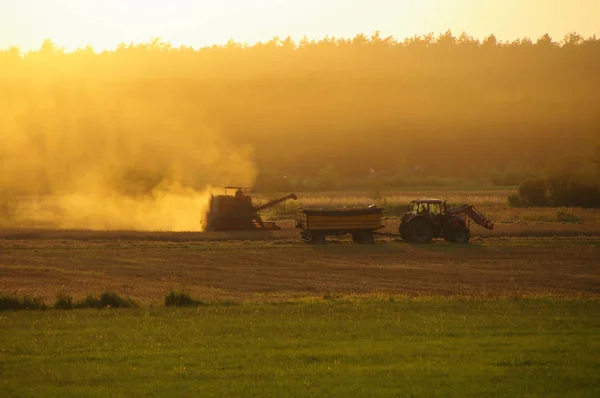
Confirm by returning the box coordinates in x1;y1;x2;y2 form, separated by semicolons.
0;295;21;311
164;291;202;307
547;175;600;208
0;295;47;311
507;193;528;208
73;295;101;309
518;179;548;206
556;209;583;223
98;292;137;308
54;293;73;310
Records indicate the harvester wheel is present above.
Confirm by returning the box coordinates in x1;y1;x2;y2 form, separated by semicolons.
408;218;433;243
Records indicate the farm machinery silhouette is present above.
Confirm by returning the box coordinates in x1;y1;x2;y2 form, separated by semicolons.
398;199;494;244
205;187;297;231
203;188;494;243
296;198;494;244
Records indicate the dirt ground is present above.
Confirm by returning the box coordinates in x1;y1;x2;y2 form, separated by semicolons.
1;232;598;304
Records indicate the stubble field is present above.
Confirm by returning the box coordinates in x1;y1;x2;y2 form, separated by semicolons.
1;236;599;304
1;188;599;397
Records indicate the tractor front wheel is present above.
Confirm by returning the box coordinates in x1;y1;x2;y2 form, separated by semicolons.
452;228;470;244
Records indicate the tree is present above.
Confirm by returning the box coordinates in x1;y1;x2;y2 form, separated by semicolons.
40;38;58;53
536;33;557;48
562;32;584;46
457;31;479;47
482;34;498;48
351;33;369;46
518;179;547;206
436;30;456;48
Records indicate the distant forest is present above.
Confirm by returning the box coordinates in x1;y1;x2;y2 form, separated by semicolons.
1;31;599;191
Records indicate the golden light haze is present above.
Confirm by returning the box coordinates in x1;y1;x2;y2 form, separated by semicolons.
1;0;598;52
0;84;257;230
0;1;599;231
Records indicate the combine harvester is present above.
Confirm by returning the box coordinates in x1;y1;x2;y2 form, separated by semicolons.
295;198;494;244
205;187;298;231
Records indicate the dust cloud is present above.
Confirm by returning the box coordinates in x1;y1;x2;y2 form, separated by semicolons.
0;83;257;231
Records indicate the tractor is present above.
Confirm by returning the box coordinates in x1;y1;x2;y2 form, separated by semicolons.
205;187;298;231
399;198;494;243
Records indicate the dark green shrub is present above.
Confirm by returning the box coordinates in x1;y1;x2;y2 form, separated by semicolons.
518;178;547;206
547;175;600;208
0;295;22;311
164;291;201;307
0;295;47;311
54;293;73;310
74;295;101;309
98;292;136;308
507;193;528;208
556;209;583;223
21;296;47;310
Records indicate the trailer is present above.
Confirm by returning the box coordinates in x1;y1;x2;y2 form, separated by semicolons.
295;205;385;244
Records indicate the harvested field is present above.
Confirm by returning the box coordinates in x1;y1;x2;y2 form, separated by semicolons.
1;236;598;305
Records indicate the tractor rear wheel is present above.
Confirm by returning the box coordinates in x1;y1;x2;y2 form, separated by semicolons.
408;218;434;243
399;223;411;241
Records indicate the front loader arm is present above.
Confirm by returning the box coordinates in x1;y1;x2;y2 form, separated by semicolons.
447;205;494;230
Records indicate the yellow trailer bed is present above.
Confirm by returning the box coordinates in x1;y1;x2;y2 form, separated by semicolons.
295;206;385;244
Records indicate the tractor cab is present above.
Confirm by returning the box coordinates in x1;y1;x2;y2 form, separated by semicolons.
407;199;445;216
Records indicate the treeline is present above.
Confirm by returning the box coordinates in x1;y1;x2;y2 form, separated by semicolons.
1;31;599;192
510;154;600;208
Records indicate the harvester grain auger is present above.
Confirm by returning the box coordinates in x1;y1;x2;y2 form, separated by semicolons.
398;199;494;244
205;187;298;232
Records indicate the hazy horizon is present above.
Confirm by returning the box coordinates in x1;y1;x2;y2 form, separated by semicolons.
1;0;599;51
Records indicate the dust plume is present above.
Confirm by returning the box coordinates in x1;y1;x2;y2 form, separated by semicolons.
0;82;257;231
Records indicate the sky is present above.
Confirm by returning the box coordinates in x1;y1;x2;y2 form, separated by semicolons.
1;0;599;52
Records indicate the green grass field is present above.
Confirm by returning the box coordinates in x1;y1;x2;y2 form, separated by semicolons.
1;298;599;397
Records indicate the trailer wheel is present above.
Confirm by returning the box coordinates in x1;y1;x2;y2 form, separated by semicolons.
309;232;326;245
352;231;375;244
363;232;375;244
